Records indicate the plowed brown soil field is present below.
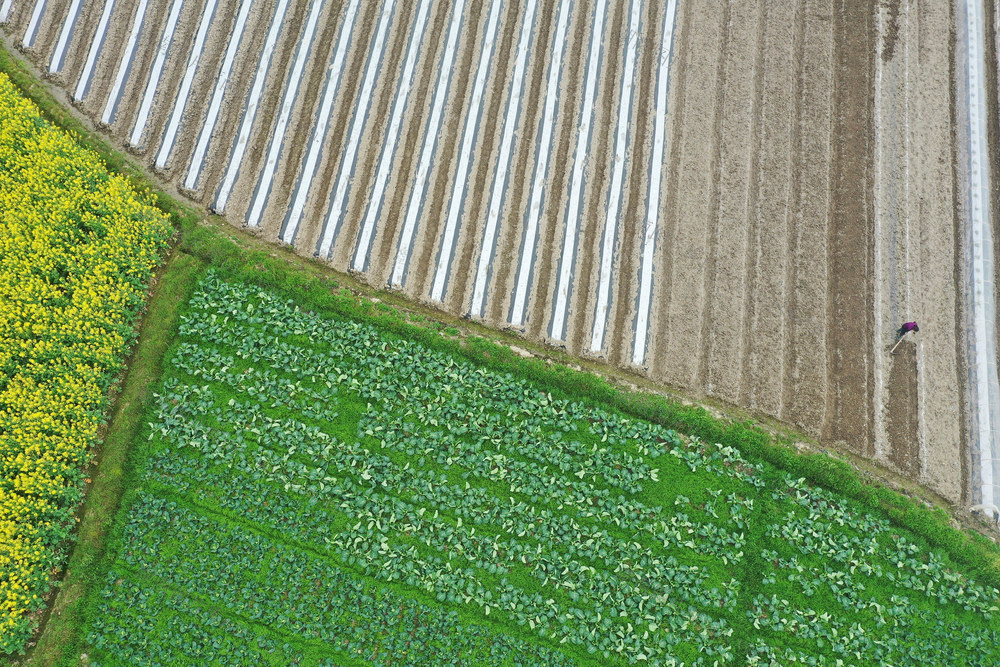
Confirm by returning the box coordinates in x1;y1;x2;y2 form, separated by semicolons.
0;0;976;504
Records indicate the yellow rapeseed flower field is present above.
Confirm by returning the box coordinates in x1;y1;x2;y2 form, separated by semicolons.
0;72;171;653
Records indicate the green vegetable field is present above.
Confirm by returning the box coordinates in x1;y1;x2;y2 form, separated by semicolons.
77;273;1000;666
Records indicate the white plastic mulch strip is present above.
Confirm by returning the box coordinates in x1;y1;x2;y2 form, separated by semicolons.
23;0;46;48
352;0;433;272
101;0;150;126
590;0;642;353
315;0;396;257
632;0;677;366
428;0;504;301
549;0;608;340
468;0;539;316
214;0;291;211
509;0;573;327
129;0;186;147
73;0;115;101
279;0;362;245
0;0;13;23
963;0;1000;508
389;0;467;288
183;0;254;189
245;0;325;228
49;0;84;73
156;0;220;169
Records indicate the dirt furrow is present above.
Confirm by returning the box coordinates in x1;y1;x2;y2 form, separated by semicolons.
2;0;30;33
605;0;658;369
402;0;501;301
701;0;763;404
362;0;453;284
101;0;174;136
17;0;45;49
45;0;84;77
22;0;62;57
537;0;611;345
630;0;678;367
739;0;797;416
647;0;725;387
908;0;964;500
179;0;280;199
70;0;137;115
374;0;479;289
781;0;833;435
560;0;626;355
825;0;874;456
693;0;731;394
250;0;353;240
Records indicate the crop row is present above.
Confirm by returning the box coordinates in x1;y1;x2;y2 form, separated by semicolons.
143;382;739;662
89;275;1000;664
0;73;171;653
90;494;577;667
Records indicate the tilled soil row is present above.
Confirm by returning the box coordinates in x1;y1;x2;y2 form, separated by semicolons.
0;0;972;502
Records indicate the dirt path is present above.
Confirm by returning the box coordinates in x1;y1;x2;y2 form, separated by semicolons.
826;0;875;457
781;0;833;436
888;343;919;475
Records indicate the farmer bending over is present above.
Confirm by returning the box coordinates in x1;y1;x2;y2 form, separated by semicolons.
895;321;919;341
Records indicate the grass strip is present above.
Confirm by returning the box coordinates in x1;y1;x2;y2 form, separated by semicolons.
21;251;204;665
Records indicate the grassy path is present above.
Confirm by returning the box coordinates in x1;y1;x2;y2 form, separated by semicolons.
24;251;204;665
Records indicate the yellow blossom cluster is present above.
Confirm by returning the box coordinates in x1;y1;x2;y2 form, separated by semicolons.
0;73;171;654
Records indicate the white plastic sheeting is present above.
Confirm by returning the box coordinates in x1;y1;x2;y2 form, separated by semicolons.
961;0;1000;508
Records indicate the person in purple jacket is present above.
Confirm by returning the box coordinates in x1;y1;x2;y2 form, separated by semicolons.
895;321;919;341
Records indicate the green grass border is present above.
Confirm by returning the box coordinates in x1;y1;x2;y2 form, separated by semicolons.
2;36;999;666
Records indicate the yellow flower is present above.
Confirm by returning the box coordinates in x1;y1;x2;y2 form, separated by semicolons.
0;72;171;653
